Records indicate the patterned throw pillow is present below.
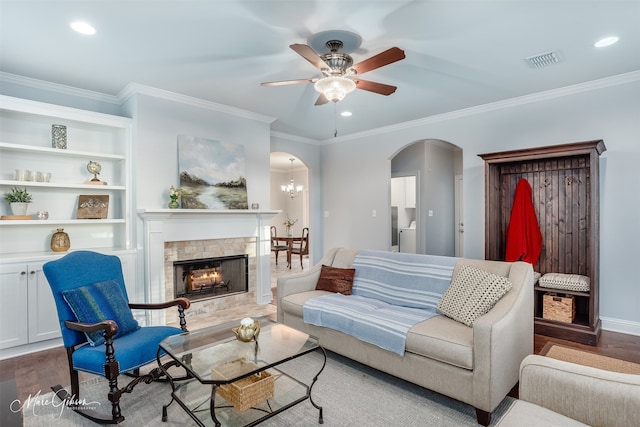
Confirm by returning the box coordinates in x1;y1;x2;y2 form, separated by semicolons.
62;279;140;346
316;264;356;295
437;264;512;326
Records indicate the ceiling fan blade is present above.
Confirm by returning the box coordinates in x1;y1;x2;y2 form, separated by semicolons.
290;43;326;70
352;47;405;75
314;93;329;106
261;78;317;86
354;79;398;96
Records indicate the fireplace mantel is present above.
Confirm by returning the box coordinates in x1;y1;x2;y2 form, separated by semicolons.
139;208;281;218
138;208;279;325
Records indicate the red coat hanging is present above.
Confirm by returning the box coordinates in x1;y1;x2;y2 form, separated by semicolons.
505;178;543;265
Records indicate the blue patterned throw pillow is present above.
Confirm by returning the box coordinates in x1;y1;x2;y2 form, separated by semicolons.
62;279;140;346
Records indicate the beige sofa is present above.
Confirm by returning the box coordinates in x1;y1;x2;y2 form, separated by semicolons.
497;354;640;427
277;247;534;425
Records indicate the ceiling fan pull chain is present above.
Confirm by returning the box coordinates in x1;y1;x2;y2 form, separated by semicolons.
334;102;338;138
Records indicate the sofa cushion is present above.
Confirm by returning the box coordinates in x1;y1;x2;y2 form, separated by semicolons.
331;248;359;268
316;264;356;295
538;272;590;292
304;294;438;356
438;263;512;326
406;315;474;370
352;250;457;310
281;290;330;318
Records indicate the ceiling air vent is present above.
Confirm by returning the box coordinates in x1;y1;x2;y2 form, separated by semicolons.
525;50;562;68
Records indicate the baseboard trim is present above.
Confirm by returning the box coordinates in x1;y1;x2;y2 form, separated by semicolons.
0;338;63;361
600;316;640;337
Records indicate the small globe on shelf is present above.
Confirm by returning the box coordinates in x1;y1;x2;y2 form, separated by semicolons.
85;161;107;185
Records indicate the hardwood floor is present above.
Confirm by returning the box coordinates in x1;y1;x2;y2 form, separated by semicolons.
535;330;640;364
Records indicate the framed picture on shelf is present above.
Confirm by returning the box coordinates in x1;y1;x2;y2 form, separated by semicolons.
77;195;109;219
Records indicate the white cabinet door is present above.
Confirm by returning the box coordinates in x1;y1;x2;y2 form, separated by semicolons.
27;263;61;343
0;263;29;349
404;176;416;208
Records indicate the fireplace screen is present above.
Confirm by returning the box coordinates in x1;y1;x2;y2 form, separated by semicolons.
173;254;248;301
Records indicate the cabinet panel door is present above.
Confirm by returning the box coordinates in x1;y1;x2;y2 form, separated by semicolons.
27;263;61;343
0;263;29;349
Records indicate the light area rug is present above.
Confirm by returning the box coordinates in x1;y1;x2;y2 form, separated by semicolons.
542;343;640;374
22;351;514;426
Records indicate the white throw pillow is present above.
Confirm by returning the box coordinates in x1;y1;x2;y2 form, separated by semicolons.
438;264;512;326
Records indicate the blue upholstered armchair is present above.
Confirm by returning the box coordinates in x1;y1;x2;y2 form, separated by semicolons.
43;250;190;424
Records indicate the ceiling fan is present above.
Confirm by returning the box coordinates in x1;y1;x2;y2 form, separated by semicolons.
261;39;405;105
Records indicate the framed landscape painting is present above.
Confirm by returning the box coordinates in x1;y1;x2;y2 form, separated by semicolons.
177;135;248;209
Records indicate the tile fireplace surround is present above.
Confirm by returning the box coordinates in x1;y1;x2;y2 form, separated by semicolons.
138;209;279;326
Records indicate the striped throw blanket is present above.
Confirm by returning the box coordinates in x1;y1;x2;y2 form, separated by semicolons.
303;250;458;356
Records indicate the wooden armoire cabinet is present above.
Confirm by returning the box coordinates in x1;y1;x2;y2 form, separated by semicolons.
479;140;605;345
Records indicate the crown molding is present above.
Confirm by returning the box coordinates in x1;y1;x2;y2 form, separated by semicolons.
118;82;276;124
0;72;121;104
321;70;640;144
270;130;321;145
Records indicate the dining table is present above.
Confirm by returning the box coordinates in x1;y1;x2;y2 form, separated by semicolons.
275;235;302;268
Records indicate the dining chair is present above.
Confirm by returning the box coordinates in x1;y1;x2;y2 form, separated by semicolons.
290;227;309;269
270;225;288;265
43;250;191;424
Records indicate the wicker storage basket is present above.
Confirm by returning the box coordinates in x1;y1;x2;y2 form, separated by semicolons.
542;293;576;323
211;359;274;412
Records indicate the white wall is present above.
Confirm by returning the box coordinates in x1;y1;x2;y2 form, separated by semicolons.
321;79;640;332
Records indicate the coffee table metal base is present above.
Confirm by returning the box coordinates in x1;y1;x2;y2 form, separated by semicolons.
158;320;326;427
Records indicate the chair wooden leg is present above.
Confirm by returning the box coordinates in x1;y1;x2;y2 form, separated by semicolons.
274;251;279;265
52;347;125;424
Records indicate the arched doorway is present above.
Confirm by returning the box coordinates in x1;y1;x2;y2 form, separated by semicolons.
390;140;462;256
269;152;309;239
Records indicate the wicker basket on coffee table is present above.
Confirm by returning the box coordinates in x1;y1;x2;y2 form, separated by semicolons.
211;358;274;412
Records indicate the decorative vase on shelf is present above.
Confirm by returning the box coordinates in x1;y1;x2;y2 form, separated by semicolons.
168;197;179;209
51;228;70;252
51;124;67;149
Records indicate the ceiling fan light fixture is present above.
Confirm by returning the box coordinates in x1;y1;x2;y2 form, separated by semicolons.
314;76;356;102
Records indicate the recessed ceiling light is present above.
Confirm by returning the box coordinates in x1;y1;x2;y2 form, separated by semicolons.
594;36;619;48
340;111;352;117
71;21;96;35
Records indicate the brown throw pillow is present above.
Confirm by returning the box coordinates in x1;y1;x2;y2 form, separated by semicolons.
316;264;356;295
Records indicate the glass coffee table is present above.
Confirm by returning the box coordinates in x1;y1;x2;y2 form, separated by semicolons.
158;317;325;426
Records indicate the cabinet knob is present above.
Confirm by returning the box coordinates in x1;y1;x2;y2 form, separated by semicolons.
30;270;36;275
21;271;27;275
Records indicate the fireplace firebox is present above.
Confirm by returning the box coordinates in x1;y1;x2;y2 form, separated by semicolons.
173;254;248;301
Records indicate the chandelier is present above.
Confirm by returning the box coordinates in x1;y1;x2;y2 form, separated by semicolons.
282;158;303;198
314;76;356;103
